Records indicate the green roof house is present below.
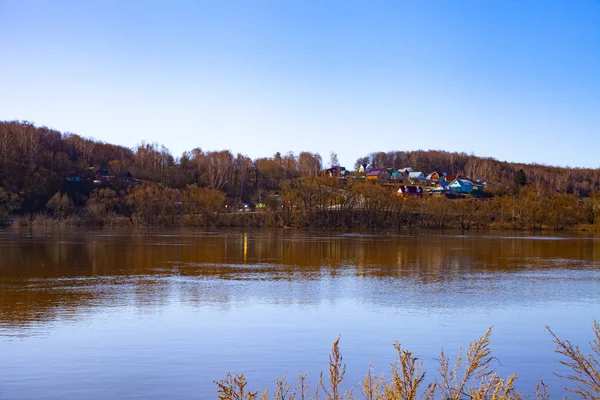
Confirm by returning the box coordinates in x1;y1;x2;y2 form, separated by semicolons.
449;179;474;194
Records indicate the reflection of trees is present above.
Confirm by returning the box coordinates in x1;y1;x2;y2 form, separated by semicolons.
1;229;600;329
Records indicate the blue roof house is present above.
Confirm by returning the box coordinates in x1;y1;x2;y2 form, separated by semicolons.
449;179;474;194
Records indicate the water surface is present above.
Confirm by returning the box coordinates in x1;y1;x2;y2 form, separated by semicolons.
1;229;599;399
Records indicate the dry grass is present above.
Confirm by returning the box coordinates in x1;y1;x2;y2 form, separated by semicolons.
547;320;600;399
215;322;600;399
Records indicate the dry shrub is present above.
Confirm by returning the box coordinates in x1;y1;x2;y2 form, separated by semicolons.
215;372;262;400
547;320;600;399
217;322;600;399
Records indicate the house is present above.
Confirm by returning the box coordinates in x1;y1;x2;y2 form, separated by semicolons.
366;168;391;181
358;163;374;173
323;166;347;178
94;169;137;186
94;169;110;184
238;202;255;212
426;172;440;181
429;186;458;197
391;170;404;181
443;174;463;183
408;172;426;182
472;182;485;192
65;175;82;183
449;179;474;194
397;185;423;198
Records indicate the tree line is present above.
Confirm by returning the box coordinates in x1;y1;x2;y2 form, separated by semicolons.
2;120;600;230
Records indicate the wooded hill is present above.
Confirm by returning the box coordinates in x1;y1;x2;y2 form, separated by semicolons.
1;120;600;229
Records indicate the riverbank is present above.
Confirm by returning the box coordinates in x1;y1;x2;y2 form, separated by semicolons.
6;210;600;232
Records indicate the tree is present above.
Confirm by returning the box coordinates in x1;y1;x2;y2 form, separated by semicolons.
46;191;74;218
298;152;322;177
185;185;226;227
0;187;21;220
329;152;339;168
87;188;122;219
126;185;183;226
514;169;527;187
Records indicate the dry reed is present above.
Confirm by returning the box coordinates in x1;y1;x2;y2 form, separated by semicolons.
215;322;600;399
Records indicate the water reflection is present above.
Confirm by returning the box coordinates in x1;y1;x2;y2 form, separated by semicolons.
1;229;599;329
1;229;600;399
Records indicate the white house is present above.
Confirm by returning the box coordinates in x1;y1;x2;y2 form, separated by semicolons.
358;163;374;173
408;171;425;182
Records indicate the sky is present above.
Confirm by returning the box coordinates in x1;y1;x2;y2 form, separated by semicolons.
0;0;599;169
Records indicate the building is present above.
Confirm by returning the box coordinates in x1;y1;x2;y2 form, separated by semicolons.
443;174;463;183
408;171;426;182
358;163;374;173
322;166;347;178
366;168;391;181
391;170;404;181
426;172;440;181
449;179;474;194
397;185;423;198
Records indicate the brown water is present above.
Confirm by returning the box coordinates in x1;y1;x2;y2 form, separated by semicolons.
0;228;599;399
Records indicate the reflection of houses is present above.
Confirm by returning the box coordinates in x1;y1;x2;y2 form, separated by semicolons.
366;168;391;181
397;185;423;198
449;179;473;194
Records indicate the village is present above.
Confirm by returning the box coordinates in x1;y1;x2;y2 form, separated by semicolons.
322;164;497;199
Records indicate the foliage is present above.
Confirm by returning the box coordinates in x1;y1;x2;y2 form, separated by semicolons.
514;169;527;188
126;185;182;226
87;188;122;219
184;184;227;227
46;191;74;218
0;187;21;220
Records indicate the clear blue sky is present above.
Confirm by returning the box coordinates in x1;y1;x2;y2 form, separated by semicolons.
1;0;598;168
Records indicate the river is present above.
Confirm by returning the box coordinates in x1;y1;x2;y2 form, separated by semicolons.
0;229;599;399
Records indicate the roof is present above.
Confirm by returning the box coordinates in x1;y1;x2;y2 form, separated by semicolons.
426;172;439;179
450;179;473;186
398;167;413;173
366;168;389;176
430;186;458;194
445;174;460;182
408;171;424;178
398;185;423;194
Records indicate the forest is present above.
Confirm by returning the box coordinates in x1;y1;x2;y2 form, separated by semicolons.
2;120;600;230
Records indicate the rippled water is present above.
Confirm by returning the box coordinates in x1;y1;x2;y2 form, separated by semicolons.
1;229;599;399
